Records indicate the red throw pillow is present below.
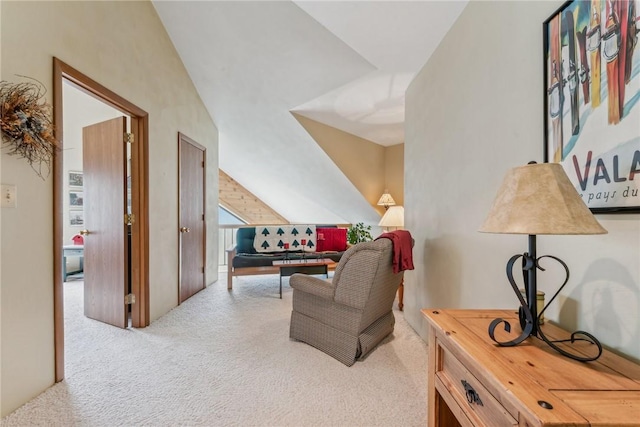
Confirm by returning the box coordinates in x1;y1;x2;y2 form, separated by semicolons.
316;228;347;252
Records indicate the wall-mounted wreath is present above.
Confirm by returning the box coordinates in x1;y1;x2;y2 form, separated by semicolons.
0;76;58;179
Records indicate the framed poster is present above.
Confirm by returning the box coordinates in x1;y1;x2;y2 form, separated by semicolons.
69;190;83;207
543;0;640;213
68;171;83;188
69;210;84;226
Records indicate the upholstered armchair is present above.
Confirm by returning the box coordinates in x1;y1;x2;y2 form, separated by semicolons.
289;238;404;366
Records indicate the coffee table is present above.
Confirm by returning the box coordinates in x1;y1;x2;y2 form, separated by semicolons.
272;258;336;299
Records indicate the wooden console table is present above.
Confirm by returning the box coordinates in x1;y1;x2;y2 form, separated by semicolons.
423;309;640;426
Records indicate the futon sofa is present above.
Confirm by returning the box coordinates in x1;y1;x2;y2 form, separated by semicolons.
226;225;348;289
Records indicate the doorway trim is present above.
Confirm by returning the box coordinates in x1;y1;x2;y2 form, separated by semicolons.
53;58;150;381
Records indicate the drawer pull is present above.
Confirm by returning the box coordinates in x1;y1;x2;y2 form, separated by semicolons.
538;400;554;410
461;380;484;406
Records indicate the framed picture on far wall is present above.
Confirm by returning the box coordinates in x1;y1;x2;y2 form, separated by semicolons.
68;171;83;188
69;190;83;207
543;0;640;213
69;210;84;226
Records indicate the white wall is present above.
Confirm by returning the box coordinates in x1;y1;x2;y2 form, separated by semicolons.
405;0;640;362
1;1;219;416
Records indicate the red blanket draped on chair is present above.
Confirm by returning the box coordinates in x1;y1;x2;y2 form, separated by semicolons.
376;230;414;273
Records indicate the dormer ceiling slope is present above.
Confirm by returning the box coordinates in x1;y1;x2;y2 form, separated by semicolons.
152;0;467;225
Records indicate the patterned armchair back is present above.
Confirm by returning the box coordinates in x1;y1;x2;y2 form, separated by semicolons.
333;239;403;330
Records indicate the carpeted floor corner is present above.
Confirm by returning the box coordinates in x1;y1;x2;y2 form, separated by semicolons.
1;273;427;427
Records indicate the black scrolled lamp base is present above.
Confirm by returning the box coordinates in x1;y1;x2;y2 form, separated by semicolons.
488;235;603;362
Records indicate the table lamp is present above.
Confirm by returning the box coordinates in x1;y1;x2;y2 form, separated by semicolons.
479;162;607;361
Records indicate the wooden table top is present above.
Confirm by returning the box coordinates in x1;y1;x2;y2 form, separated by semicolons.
423;309;640;426
272;258;335;267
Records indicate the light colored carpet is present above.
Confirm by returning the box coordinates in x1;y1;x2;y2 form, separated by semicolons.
2;273;427;427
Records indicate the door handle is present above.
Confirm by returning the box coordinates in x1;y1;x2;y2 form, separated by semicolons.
80;229;90;236
180;227;190;233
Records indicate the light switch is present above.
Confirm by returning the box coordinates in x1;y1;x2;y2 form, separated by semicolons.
1;184;17;208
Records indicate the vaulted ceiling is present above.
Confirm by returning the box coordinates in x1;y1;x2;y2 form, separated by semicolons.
152;0;467;225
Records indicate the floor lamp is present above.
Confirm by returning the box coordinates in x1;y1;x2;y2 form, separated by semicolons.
379;205;405;310
378;205;404;231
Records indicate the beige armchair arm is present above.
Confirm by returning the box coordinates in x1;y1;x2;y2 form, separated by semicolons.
289;274;334;300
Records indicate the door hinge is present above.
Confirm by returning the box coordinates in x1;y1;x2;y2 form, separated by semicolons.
125;132;134;143
201;161;204;167
125;213;136;225
125;293;136;304
202;267;205;273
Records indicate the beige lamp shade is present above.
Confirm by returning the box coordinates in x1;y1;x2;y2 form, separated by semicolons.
479;163;607;235
377;191;396;209
379;205;404;228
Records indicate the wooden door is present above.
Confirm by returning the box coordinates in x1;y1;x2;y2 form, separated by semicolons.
178;133;206;303
82;117;128;328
